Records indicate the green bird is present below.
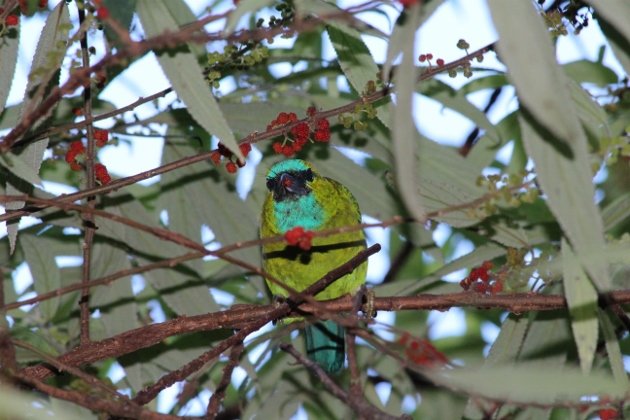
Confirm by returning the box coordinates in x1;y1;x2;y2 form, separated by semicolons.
260;159;367;374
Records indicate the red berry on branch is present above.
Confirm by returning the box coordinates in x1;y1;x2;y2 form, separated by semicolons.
94;129;109;147
5;15;19;26
225;161;237;173
239;143;252;157
436;58;445;67
96;6;109;20
94;163;111;185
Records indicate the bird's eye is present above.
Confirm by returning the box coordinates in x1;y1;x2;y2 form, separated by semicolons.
266;178;275;191
304;169;314;182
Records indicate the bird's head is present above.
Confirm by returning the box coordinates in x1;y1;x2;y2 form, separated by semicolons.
266;159;315;202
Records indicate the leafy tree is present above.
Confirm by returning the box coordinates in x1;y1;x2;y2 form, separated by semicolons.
1;0;629;418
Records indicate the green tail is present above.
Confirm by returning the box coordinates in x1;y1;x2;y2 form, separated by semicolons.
304;320;345;374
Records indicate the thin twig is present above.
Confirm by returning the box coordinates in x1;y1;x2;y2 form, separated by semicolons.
77;1;95;345
280;344;403;420
205;341;244;418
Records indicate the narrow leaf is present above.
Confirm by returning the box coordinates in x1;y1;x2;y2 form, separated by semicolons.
390;4;425;223
599;309;629;385
520;118;610;290
434;366;626;405
21;234;61;321
137;0;240;159
0;24;19;113
562;238;598;374
21;1;70;121
488;0;584;153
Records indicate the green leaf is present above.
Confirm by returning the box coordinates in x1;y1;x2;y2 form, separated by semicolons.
433;365;626;405
3;139;49;253
602;193;630;231
562;238;598;374
586;1;630;52
21;234;61;322
21;1;70;123
563;60;619;86
327;24;387;126
488;0;586;155
137;0;240;159
520;118;610;290
0;22;19;114
390;4;425;223
101;0;137;45
225;0;275;33
0;385;87;420
0;149;47;184
418;79;501;144
599;309;629;385
89;242;138;339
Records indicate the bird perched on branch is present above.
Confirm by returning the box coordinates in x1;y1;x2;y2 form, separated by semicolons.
260;159;367;374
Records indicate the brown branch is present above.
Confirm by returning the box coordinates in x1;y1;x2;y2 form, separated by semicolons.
0;268;17;376
21;246;379;381
14;372;179;420
0;37;497;226
21;287;630;382
77;2;95;345
206;341;244;418
280;344;402;420
12;339;122;400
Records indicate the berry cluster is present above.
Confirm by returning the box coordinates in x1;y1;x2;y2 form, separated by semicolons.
284;226;314;251
418;53;445;68
459;261;502;294
206;43;269;89
470;172;539;219
268;108;331;157
210;142;252;174
1;1;47;36
64;129;112;184
398;332;449;367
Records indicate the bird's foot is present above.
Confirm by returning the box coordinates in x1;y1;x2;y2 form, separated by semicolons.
357;285;376;320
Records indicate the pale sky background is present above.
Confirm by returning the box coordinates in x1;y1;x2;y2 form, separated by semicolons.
1;0;625;416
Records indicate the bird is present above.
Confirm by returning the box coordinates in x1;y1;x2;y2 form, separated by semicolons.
260;159;367;374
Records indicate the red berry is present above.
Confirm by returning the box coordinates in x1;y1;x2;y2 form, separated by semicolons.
94;163;111;185
239;143;252;157
5;15;19;26
290;122;310;142
272;142;283;154
306;106;317;117
436;58;445;67
93;129;109;147
418;54;426;62
96;6;109;19
69;141;85;153
210;151;221;165
314;129;330;142
225;161;237;173
599;408;618;420
284;227;305;246
490;282;503;294
426;53;433;60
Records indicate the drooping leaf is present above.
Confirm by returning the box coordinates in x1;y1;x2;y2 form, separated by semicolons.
21;234;61;322
562;238;598;374
520;118;610;290
137;0;241;159
390;4;425;223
